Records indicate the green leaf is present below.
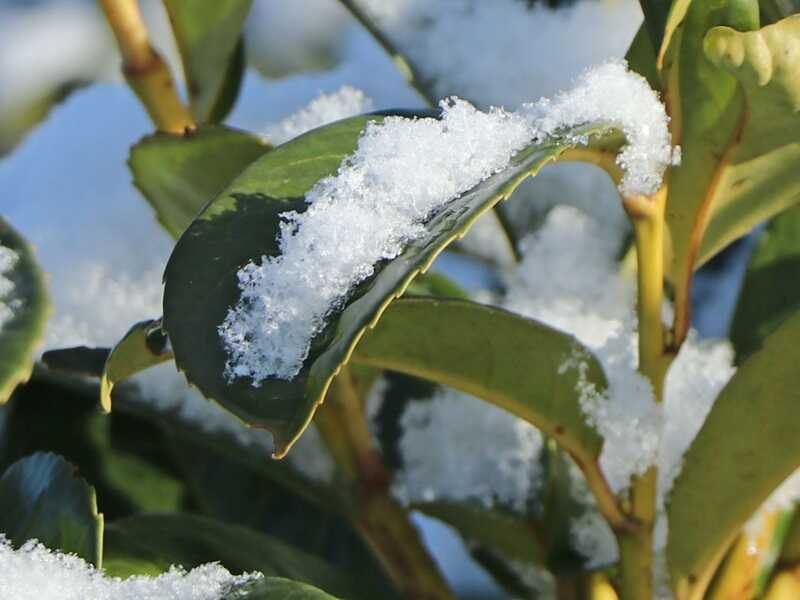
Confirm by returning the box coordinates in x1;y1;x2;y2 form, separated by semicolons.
662;0;760;286
129;125;270;239
162;0;253;122
163;112;607;457
697;15;800;266
100;318;172;412
0;452;103;566
626;23;662;92
0;218;50;403
354;298;605;467
104;513;373;599
666;310;800;593
730;206;800;362
638;0;672;56
230;578;342;600
760;0;800;25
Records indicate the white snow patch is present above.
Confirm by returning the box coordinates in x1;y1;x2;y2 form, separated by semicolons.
521;60;675;197
266;86;375;145
352;0;642;107
391;386;544;512
0;245;19;329
221;62;673;385
0;537;261;600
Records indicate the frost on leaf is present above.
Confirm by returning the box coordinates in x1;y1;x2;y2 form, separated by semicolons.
0;536;261;600
0;244;20;330
219;62;674;386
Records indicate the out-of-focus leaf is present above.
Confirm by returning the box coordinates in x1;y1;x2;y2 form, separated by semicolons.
0;218;50;403
0;452;102;566
698;15;800;267
129;125;270;239
104;513;373;599
730;206;800;362
667;310;800;595
662;0;760;288
228;578;342;600
162;0;253;122
162;109;613;458
761;0;800;24
626;23;661;91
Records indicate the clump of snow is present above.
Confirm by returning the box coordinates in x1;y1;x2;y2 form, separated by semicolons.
221;62;674;385
391;386;544;512
0;245;19;329
352;0;642;107
220;98;534;383
266;86;375;145
0;536;261;600
521;60;675;197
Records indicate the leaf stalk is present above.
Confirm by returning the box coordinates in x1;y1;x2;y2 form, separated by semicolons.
98;0;194;133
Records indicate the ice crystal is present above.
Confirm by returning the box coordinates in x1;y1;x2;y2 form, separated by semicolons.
221;63;673;384
266;86;375;145
0;537;261;600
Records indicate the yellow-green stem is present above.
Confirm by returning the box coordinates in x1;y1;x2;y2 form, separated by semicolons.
616;186;674;599
315;368;454;600
98;0;194;133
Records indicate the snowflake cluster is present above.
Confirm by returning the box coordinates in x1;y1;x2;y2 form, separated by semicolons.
0;537;261;600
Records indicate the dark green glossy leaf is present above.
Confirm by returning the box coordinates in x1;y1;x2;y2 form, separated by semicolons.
129;125;270;239
0;452;102;566
354;298;605;468
626;23;661;92
638;0;671;56
104;513;370;599
0;218;50;403
163;0;253;122
162;112;606;457
730;206;800;362
667;310;800;592
100;318;172;412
